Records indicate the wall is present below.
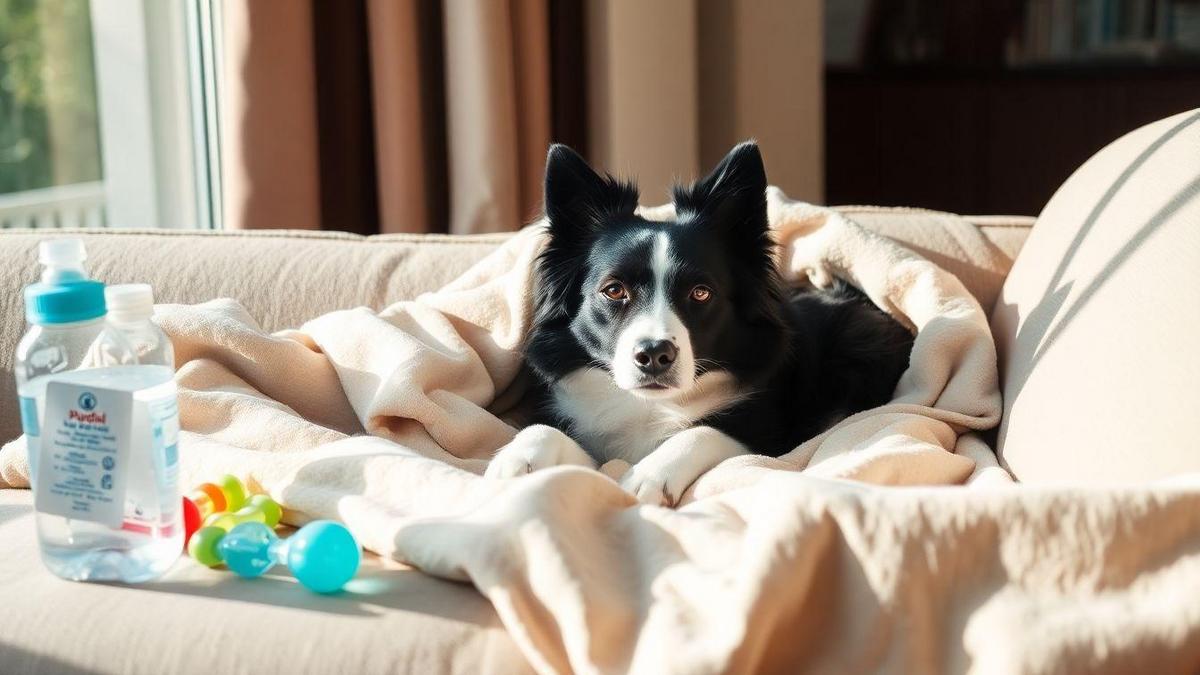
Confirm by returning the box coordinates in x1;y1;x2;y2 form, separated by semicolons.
586;0;823;203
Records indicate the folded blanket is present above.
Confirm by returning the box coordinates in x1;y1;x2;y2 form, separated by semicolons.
4;192;1199;674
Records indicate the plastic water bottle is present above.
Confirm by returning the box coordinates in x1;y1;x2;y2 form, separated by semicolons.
104;283;183;570
15;240;182;582
105;284;176;367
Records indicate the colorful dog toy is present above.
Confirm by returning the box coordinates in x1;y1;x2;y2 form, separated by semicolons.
181;475;276;547
189;520;361;593
183;475;360;593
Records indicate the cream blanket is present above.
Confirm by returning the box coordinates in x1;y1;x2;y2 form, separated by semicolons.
4;192;1200;673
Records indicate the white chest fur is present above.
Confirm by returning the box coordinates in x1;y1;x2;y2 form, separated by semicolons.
551;368;745;463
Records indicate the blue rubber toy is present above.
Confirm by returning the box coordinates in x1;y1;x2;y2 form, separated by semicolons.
216;520;361;593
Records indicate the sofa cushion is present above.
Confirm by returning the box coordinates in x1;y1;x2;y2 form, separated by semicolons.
837;208;1032;314
0;212;1030;445
0;230;508;444
992;109;1200;482
0;490;532;675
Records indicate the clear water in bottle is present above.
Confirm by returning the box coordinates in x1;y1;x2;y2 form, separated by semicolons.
16;241;182;583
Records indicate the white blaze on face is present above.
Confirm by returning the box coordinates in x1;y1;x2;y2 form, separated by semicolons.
612;232;696;396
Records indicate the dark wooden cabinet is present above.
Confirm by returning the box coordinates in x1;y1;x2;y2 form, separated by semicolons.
826;67;1200;215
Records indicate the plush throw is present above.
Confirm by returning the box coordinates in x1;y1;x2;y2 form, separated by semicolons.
4;193;1199;674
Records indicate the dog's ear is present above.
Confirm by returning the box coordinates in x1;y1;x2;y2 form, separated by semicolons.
536;145;639;320
675;142;782;318
544;144;638;241
673;141;768;240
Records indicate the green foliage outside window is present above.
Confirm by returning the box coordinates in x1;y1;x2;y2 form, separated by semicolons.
0;0;103;194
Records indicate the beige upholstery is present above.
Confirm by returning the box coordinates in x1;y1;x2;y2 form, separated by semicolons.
0;210;1030;446
835;208;1031;313
992;108;1200;483
0;208;1029;674
0;490;531;675
0;230;509;444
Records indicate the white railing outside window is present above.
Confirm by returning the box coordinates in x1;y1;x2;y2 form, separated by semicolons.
0;182;107;230
0;0;219;231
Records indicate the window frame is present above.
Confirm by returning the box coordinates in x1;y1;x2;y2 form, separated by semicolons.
89;0;219;229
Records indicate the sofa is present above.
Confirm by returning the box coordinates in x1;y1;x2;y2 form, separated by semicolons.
0;109;1196;673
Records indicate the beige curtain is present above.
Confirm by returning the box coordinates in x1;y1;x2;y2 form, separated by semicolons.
438;0;551;234
585;0;823;203
220;0;551;234
216;0;821;233
219;0;322;231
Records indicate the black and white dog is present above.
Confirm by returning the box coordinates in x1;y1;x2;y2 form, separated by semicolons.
485;142;914;505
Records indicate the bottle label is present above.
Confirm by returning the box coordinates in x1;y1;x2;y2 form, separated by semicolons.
123;386;181;533
34;380;133;528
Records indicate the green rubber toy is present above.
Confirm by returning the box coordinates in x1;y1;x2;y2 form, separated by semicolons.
188;526;226;567
249;494;283;527
218;474;247;511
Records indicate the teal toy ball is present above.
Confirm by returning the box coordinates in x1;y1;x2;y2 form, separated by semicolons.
286;520;361;593
218;522;280;578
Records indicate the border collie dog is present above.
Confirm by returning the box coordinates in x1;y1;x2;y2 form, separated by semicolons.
485;142;914;505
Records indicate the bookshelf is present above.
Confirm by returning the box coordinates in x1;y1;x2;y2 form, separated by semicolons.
824;0;1200;215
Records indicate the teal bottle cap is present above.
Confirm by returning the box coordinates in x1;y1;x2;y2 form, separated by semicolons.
24;280;107;325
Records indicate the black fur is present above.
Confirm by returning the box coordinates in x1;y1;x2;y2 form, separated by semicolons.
524;142;915;457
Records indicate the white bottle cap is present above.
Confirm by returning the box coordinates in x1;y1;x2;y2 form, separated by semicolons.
105;284;156;323
39;239;88;283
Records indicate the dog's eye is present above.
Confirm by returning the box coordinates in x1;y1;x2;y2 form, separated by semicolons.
600;282;628;301
689;285;713;303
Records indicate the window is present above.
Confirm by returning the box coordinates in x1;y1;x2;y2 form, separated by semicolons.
0;0;219;230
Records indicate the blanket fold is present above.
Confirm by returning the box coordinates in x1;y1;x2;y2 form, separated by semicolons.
4;193;1199;674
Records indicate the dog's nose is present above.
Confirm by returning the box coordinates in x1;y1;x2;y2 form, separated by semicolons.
633;339;678;375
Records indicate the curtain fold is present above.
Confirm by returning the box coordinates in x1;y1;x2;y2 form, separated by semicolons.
441;0;550;234
219;0;322;231
216;0;821;233
365;0;444;234
221;0;553;234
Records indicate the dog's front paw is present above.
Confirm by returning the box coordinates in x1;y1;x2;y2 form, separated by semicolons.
619;464;675;507
619;427;748;506
484;425;595;479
